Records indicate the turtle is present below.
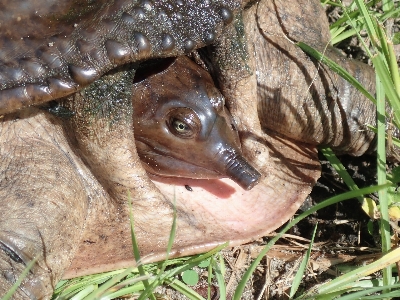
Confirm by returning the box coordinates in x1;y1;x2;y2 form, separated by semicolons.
0;0;395;298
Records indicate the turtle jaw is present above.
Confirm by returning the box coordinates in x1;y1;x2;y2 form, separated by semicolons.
135;139;261;190
135;139;224;179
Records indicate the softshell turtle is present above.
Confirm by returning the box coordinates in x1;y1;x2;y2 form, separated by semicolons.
0;0;395;299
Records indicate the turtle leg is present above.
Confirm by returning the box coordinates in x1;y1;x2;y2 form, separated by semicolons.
0;109;89;299
210;0;383;157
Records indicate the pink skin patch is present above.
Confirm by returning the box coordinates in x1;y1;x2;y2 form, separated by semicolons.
151;176;237;199
64;133;320;279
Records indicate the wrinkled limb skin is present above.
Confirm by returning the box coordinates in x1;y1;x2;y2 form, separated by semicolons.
211;0;397;158
0;0;241;115
0;110;91;298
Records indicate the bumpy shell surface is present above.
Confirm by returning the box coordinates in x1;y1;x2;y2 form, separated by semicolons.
0;0;241;114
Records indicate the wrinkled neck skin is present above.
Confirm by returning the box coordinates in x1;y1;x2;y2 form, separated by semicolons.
132;56;261;190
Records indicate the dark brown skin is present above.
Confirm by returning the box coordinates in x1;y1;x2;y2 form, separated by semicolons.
132;56;261;190
1;0;396;299
0;0;241;115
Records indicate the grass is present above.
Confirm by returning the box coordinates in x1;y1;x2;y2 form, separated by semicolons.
48;0;400;299
2;258;38;300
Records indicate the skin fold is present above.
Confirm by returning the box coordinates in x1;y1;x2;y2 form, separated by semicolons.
0;0;395;298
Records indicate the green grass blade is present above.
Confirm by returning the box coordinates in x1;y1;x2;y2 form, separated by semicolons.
382;0;394;12
384;30;400;163
137;191;178;300
309;247;400;295
139;190;178;298
387;39;400;94
140;244;227;300
320;147;362;202
101;279;146;298
376;68;391;289
355;289;400;299
166;278;206;300
354;0;379;47
374;15;390;59
329;0;375;28
127;192;156;300
2;257;37;300
214;253;226;300
165;193;177;262
157;191;178;271
207;258;213;300
372;54;400;127
336;283;400;300
296;41;376;105
381;8;400;21
331;28;358;45
233;184;393;300
289;224;317;298
167;243;228;278
326;0;400;47
83;267;145;299
53;271;126;299
207;257;214;300
70;285;96;300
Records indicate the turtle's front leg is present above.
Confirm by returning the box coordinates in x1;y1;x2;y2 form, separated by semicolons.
0;109;89;299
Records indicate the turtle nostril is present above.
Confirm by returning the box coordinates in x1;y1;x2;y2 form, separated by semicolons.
219;149;261;190
226;155;261;190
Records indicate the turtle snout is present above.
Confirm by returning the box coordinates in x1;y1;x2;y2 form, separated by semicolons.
219;149;261;190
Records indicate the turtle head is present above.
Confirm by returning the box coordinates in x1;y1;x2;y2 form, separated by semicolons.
132;56;261;190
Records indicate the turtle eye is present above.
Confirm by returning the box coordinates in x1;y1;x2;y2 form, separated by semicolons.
172;119;191;134
167;108;201;139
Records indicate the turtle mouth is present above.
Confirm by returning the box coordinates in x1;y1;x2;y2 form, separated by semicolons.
135;139;261;190
135;140;224;179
